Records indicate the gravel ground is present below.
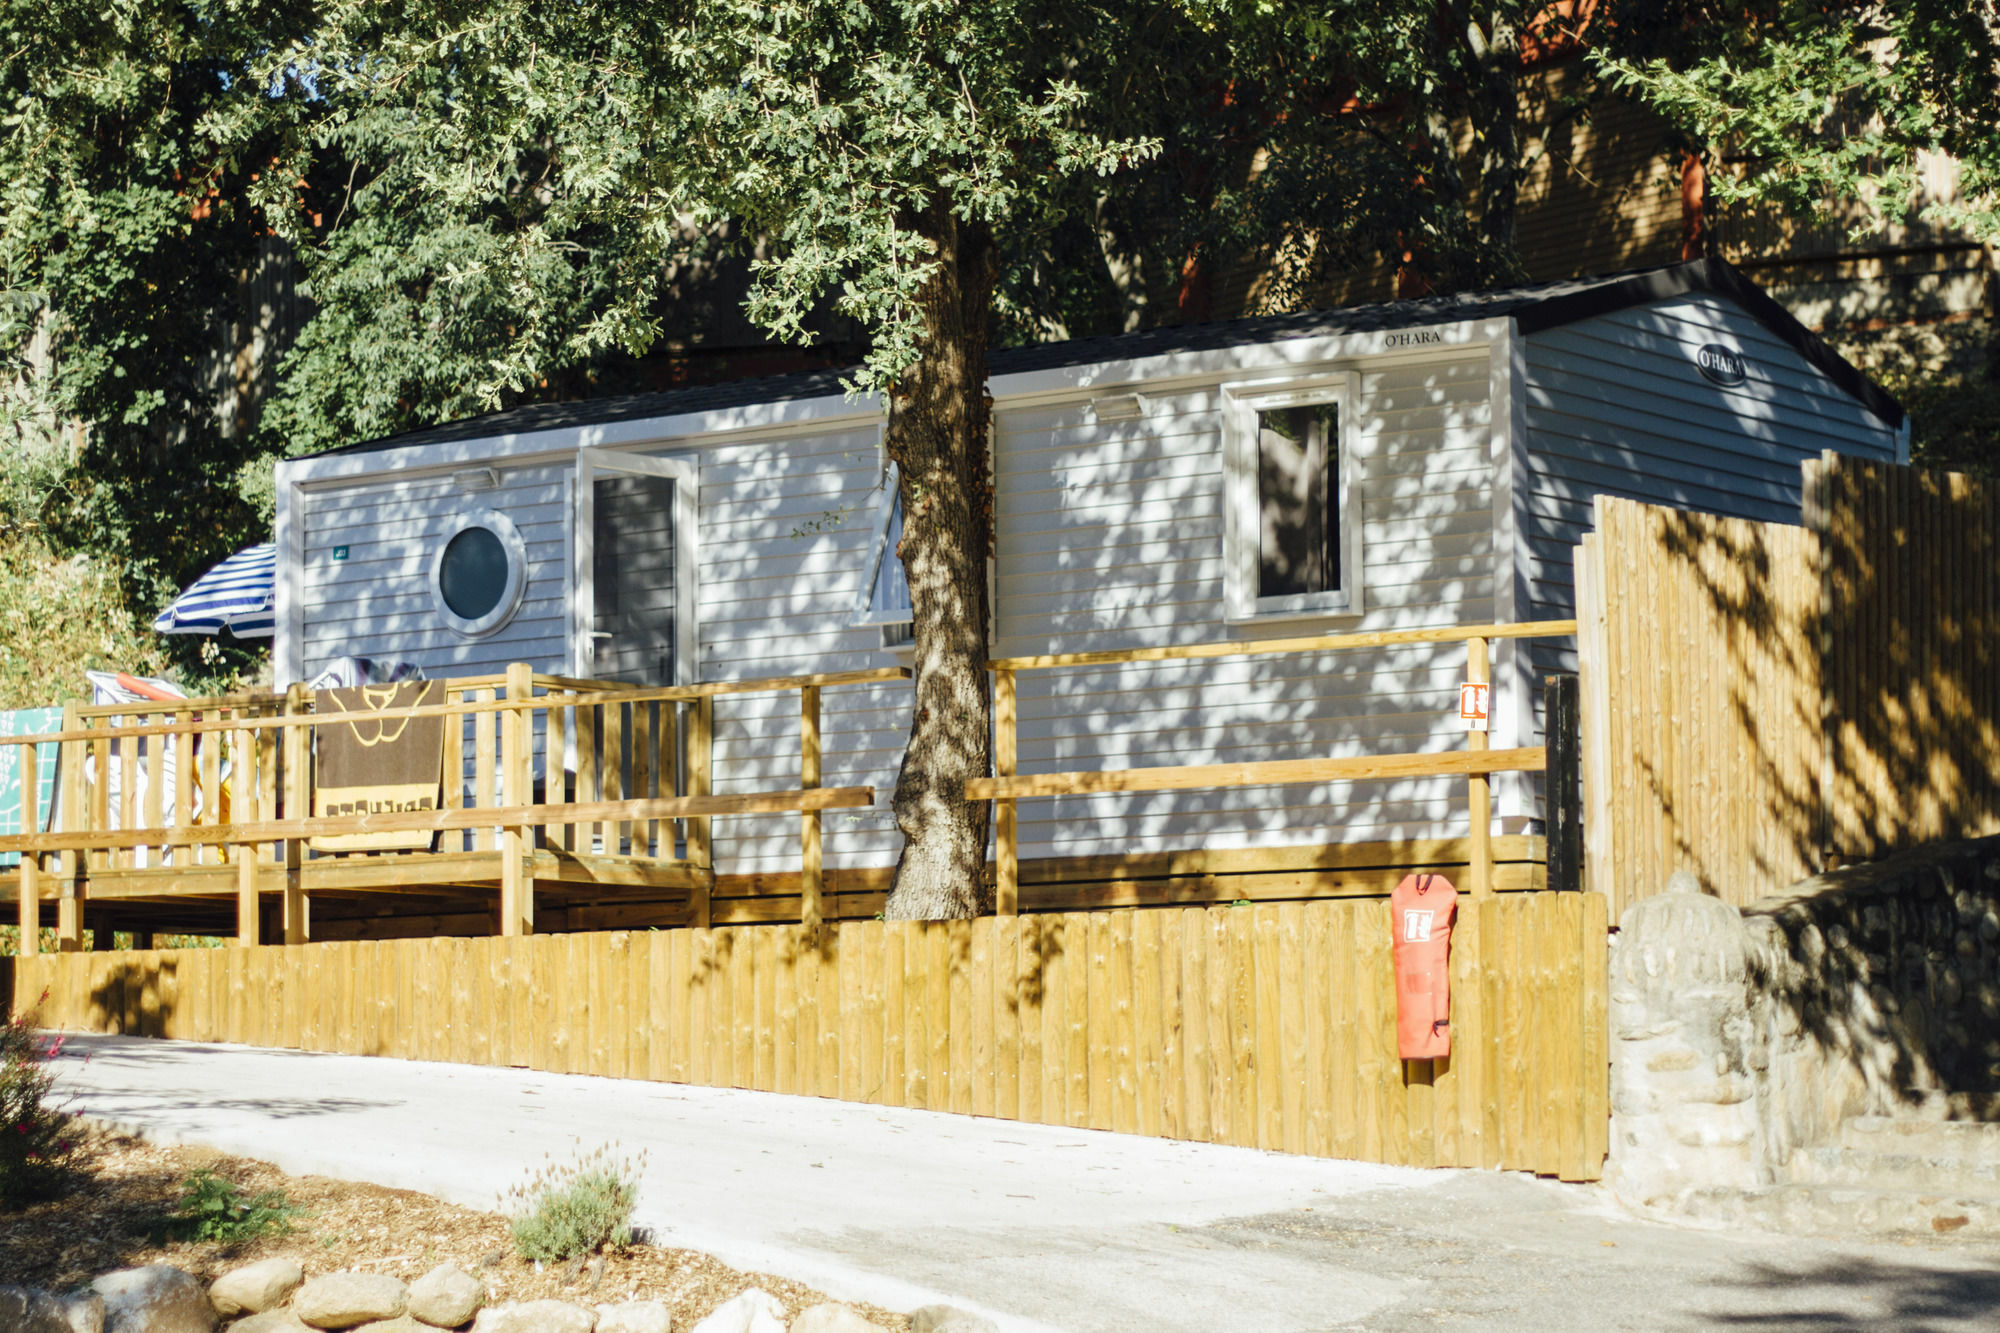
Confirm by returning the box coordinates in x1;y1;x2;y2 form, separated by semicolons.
0;1129;910;1329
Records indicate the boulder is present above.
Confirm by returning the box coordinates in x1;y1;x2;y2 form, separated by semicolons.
406;1266;486;1329
909;1307;999;1333
352;1320;431;1333
469;1300;597;1333
230;1312;314;1333
91;1266;215;1333
593;1300;671;1333
688;1289;784;1333
210;1258;305;1316
293;1274;410;1330
789;1304;884;1333
0;1285;106;1333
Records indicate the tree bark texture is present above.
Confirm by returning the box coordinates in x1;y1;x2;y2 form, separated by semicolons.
882;205;998;920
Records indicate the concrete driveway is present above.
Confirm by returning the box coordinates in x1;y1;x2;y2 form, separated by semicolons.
47;1035;2000;1331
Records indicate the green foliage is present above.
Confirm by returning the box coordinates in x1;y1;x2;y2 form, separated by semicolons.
261;1;1158;403
502;1146;644;1263
0;1;322;682
1594;1;2000;244
0;997;85;1208
0;533;170;708
151;1168;300;1244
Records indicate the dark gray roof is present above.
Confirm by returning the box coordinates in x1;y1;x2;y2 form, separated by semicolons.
315;259;1900;458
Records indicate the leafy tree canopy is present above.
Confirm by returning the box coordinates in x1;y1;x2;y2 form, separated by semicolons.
1594;0;2000;243
0;3;316;605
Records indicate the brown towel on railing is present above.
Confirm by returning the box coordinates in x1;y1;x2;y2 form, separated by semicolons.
311;680;446;852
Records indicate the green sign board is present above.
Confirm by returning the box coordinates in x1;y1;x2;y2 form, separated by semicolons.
0;707;60;868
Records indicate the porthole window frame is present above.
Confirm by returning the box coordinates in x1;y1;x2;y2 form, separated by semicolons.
431;507;529;638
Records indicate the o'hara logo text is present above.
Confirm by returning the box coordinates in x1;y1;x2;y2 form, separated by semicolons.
1382;330;1445;349
1694;343;1747;386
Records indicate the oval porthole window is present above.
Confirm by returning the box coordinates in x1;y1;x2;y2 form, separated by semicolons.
431;508;528;637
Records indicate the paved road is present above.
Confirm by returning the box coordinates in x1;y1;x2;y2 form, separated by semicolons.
49;1035;2000;1331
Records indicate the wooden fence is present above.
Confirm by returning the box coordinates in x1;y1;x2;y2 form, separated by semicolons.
1578;453;2000;917
4;893;1609;1180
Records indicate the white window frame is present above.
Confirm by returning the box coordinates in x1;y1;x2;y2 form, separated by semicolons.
571;446;700;685
1221;373;1363;624
851;462;912;629
431;507;530;638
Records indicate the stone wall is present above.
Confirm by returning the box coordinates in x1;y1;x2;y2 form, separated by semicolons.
1606;836;2000;1209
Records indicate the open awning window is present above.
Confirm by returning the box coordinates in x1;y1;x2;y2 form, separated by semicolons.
853;467;912;628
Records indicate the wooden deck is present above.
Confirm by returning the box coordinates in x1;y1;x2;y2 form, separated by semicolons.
1;666;898;948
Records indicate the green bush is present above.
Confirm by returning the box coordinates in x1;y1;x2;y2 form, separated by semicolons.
153;1168;300;1243
0;994;85;1208
503;1145;644;1263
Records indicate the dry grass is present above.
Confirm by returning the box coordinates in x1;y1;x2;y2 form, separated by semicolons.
0;1129;909;1328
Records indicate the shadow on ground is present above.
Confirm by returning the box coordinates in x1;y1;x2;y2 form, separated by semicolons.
1695;1256;2000;1329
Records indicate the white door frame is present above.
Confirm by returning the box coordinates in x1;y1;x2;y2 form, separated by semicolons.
572;447;700;685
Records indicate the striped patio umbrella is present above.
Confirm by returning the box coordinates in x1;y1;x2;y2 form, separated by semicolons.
152;543;277;638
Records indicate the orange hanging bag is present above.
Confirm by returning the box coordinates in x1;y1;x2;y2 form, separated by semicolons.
1391;872;1457;1060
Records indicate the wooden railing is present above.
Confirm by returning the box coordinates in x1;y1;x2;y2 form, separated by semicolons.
975;621;1579;915
2;666;907;951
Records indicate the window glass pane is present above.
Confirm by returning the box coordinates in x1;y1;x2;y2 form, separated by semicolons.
1256;403;1338;598
438;526;510;621
870;489;912;623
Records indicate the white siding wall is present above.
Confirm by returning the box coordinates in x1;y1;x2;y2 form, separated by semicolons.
993;356;1503;861
1513;292;1902;801
682;425;911;876
299;463;571;680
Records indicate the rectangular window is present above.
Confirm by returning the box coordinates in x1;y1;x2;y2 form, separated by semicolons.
1223;378;1359;623
1256;403;1338;598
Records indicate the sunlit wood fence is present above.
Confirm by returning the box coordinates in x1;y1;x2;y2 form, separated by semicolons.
3;892;1608;1180
1577;452;2000;916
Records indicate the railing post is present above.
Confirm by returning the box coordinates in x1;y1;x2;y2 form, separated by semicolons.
501;662;535;936
688;695;713;928
994;668;1018;917
234;721;259;946
1545;673;1584;893
1467;636;1492;898
17;742;37;957
800;684;822;933
57;702;84;952
282;682;309;943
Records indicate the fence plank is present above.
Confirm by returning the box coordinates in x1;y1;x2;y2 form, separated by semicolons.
1011;918;1037;1125
1111;910;1137;1137
1132;911;1163;1141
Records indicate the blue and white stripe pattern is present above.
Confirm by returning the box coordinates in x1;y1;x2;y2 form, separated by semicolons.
152;542;277;638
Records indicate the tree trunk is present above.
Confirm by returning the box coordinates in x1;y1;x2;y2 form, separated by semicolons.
882;205;998;920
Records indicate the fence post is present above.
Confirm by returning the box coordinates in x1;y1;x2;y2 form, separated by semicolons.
17;743;37;957
282;682;309;943
235;721;259;945
994;668;1018;917
1546;674;1583;893
501;663;535;937
688;696;713;928
801;684;822;932
57;702;84;952
1466;637;1492;898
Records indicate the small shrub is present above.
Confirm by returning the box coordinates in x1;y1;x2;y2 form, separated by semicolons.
153;1168;300;1243
503;1145;645;1263
0;994;85;1208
